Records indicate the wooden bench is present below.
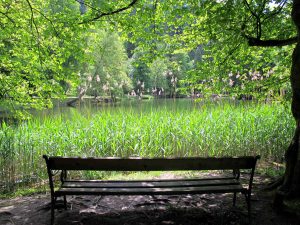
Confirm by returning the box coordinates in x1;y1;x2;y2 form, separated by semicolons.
43;155;260;224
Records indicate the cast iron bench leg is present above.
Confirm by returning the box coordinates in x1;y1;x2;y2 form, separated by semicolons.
233;192;237;206
64;195;67;209
244;192;251;224
51;196;56;225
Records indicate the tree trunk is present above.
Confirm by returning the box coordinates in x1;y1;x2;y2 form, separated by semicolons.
275;0;300;203
66;87;86;107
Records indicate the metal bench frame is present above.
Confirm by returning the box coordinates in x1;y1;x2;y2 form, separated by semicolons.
43;155;260;224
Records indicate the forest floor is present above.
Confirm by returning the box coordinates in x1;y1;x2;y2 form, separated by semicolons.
0;173;299;225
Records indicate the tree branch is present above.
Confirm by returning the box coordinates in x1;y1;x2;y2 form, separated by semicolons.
221;42;242;65
243;0;262;39
262;0;287;23
25;0;40;39
246;36;298;47
74;0;99;13
243;0;258;18
32;8;59;37
80;0;139;24
25;0;43;66
241;0;295;47
153;0;158;35
0;11;15;24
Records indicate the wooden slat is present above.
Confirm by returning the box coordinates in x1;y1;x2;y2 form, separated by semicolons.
55;184;245;196
64;177;235;183
62;178;240;188
47;156;259;171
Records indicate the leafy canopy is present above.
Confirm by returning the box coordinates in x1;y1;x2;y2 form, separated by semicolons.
0;0;85;116
0;0;296;116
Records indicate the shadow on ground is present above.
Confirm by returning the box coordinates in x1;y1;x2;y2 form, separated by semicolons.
0;174;299;225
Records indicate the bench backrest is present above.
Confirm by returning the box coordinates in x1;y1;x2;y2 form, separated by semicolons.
43;155;260;171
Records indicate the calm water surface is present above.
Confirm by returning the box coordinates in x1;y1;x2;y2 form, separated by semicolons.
36;98;249;120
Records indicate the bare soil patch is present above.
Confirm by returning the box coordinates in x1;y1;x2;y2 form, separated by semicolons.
0;174;299;225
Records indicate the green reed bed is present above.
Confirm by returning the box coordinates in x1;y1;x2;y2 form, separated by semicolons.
0;100;295;193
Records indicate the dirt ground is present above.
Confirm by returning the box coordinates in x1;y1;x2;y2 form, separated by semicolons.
0;173;299;225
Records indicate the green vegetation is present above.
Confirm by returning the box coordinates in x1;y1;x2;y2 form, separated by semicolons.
0;100;294;194
1;0;300;202
81;30;133;99
1;1;296;116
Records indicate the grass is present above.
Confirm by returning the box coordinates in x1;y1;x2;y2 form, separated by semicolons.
0;99;295;194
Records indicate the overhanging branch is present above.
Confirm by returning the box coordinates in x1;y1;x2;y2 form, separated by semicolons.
242;0;294;47
0;11;15;24
246;36;297;47
80;0;138;24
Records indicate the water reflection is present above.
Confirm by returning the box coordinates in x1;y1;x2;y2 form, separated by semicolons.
36;98;206;119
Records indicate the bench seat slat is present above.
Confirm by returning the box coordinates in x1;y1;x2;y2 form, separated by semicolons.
62;178;240;188
63;177;236;183
56;184;245;196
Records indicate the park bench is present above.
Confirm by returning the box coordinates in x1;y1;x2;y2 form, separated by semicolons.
43;155;260;224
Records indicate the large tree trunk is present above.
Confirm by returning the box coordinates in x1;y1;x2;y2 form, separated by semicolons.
275;0;300;203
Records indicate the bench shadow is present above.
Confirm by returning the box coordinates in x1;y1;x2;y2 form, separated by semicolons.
54;194;250;225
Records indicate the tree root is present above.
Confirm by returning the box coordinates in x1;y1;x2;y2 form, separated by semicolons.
262;176;284;191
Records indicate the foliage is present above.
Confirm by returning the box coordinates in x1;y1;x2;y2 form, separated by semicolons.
148;57;169;95
188;44;293;99
0;0;86;116
81;29;132;98
113;0;296;98
130;50;193;97
0;0;296;116
128;49;152;96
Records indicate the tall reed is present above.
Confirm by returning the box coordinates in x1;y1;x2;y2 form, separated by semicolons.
0;99;294;193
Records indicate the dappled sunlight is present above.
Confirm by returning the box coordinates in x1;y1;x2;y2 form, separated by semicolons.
0;173;299;225
1;1;299;224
